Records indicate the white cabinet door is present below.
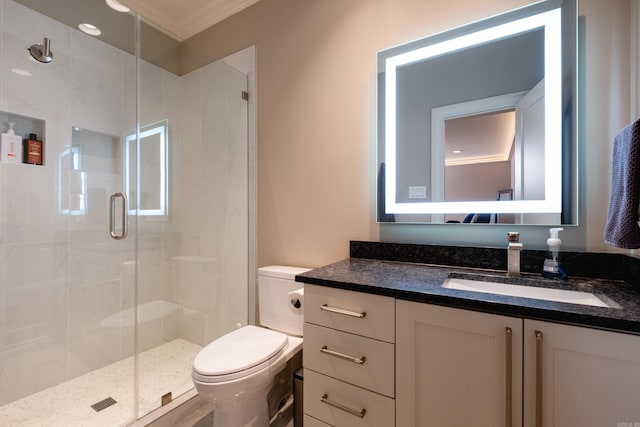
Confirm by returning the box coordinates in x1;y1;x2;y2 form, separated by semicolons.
524;320;640;427
396;300;523;427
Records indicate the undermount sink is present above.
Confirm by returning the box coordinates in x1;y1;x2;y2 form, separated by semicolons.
442;277;610;308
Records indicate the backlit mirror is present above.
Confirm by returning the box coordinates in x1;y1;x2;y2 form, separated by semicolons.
377;0;577;224
125;120;168;216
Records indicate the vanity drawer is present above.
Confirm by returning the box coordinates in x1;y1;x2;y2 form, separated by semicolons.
304;284;395;343
304;323;395;397
304;369;395;427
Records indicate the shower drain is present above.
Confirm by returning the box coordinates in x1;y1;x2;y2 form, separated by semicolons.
90;397;117;412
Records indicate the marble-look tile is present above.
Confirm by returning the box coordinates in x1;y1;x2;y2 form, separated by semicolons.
68;232;123;287
172;255;219;312
137;236;165;304
0;335;67;406
201;61;229;124
68;280;122;377
120;51;137;132
70;29;125;135
140;61;166;126
0;165;68;244
1;241;67;289
1;1;72;118
0;275;68;404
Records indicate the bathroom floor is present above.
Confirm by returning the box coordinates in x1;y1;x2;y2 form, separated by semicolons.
0;338;202;427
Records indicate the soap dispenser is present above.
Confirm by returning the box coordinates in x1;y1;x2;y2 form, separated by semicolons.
542;227;567;280
1;122;22;163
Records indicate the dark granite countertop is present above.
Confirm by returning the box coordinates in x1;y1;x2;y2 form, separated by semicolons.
296;258;640;335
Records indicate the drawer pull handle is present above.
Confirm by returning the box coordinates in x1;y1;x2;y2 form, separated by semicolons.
320;394;367;418
505;327;513;427
320;346;366;365
535;330;543;427
320;304;366;318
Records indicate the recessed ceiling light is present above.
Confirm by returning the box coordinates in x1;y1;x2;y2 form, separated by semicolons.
106;0;130;13
79;23;101;36
452;150;463;154
12;68;32;76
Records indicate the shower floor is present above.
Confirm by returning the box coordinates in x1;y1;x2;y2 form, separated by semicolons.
0;338;202;427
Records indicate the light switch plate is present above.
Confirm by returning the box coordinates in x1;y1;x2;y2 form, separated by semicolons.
408;186;427;199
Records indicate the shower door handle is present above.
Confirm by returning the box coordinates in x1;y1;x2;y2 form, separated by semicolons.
109;192;128;240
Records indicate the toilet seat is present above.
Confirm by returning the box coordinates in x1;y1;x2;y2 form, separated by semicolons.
193;325;288;384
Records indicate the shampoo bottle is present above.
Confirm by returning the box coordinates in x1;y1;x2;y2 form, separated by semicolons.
1;122;22;163
24;133;43;165
542;227;567;280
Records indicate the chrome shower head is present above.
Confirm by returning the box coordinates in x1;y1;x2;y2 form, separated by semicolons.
28;37;53;63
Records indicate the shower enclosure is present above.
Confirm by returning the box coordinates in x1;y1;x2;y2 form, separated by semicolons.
0;0;253;425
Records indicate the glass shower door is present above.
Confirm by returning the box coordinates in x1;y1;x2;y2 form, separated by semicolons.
135;38;250;417
0;0;139;425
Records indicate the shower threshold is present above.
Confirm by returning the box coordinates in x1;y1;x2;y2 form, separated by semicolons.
0;338;202;427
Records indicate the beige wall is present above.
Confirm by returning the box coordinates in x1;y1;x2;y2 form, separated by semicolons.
445;161;512;203
184;0;635;267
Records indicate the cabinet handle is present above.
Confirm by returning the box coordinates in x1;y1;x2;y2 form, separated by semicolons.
535;330;543;427
320;394;367;418
320;346;366;365
505;327;513;427
109;192;128;240
320;304;366;318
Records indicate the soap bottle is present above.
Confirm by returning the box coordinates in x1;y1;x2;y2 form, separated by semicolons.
23;133;43;165
542;227;567;280
1;122;22;163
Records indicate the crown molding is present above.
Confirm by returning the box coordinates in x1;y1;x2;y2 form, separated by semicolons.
119;0;261;41
179;0;261;40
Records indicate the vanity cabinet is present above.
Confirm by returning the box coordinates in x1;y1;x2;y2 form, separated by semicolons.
303;284;395;427
396;301;523;427
523;320;640;426
396;300;640;427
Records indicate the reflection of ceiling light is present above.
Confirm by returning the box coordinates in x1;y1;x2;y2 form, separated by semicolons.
106;0;130;12
79;23;101;36
452;150;463;154
12;68;32;76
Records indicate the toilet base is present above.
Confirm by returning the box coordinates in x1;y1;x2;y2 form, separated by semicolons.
212;393;268;427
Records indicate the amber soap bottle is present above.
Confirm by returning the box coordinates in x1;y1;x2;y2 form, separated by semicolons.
24;133;43;165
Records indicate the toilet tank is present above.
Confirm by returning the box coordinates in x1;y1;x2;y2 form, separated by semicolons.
258;265;310;336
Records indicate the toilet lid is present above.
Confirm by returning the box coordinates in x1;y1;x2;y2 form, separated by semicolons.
193;325;288;380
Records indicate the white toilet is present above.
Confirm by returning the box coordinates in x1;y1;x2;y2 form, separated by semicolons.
192;265;310;427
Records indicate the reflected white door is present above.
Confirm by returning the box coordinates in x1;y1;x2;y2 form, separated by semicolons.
514;80;559;224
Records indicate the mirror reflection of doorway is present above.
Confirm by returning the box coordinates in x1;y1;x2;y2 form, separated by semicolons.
444;110;515;199
442;108;516;223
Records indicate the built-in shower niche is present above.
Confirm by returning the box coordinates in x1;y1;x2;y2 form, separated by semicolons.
64;127;121;218
0;110;45;165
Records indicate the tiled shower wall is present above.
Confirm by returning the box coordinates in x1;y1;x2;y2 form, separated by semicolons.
177;60;248;346
0;0;248;407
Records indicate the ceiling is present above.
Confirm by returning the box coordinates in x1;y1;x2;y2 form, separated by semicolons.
444;111;516;166
120;0;261;41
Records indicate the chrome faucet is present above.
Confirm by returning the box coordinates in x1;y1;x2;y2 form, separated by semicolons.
507;232;522;276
